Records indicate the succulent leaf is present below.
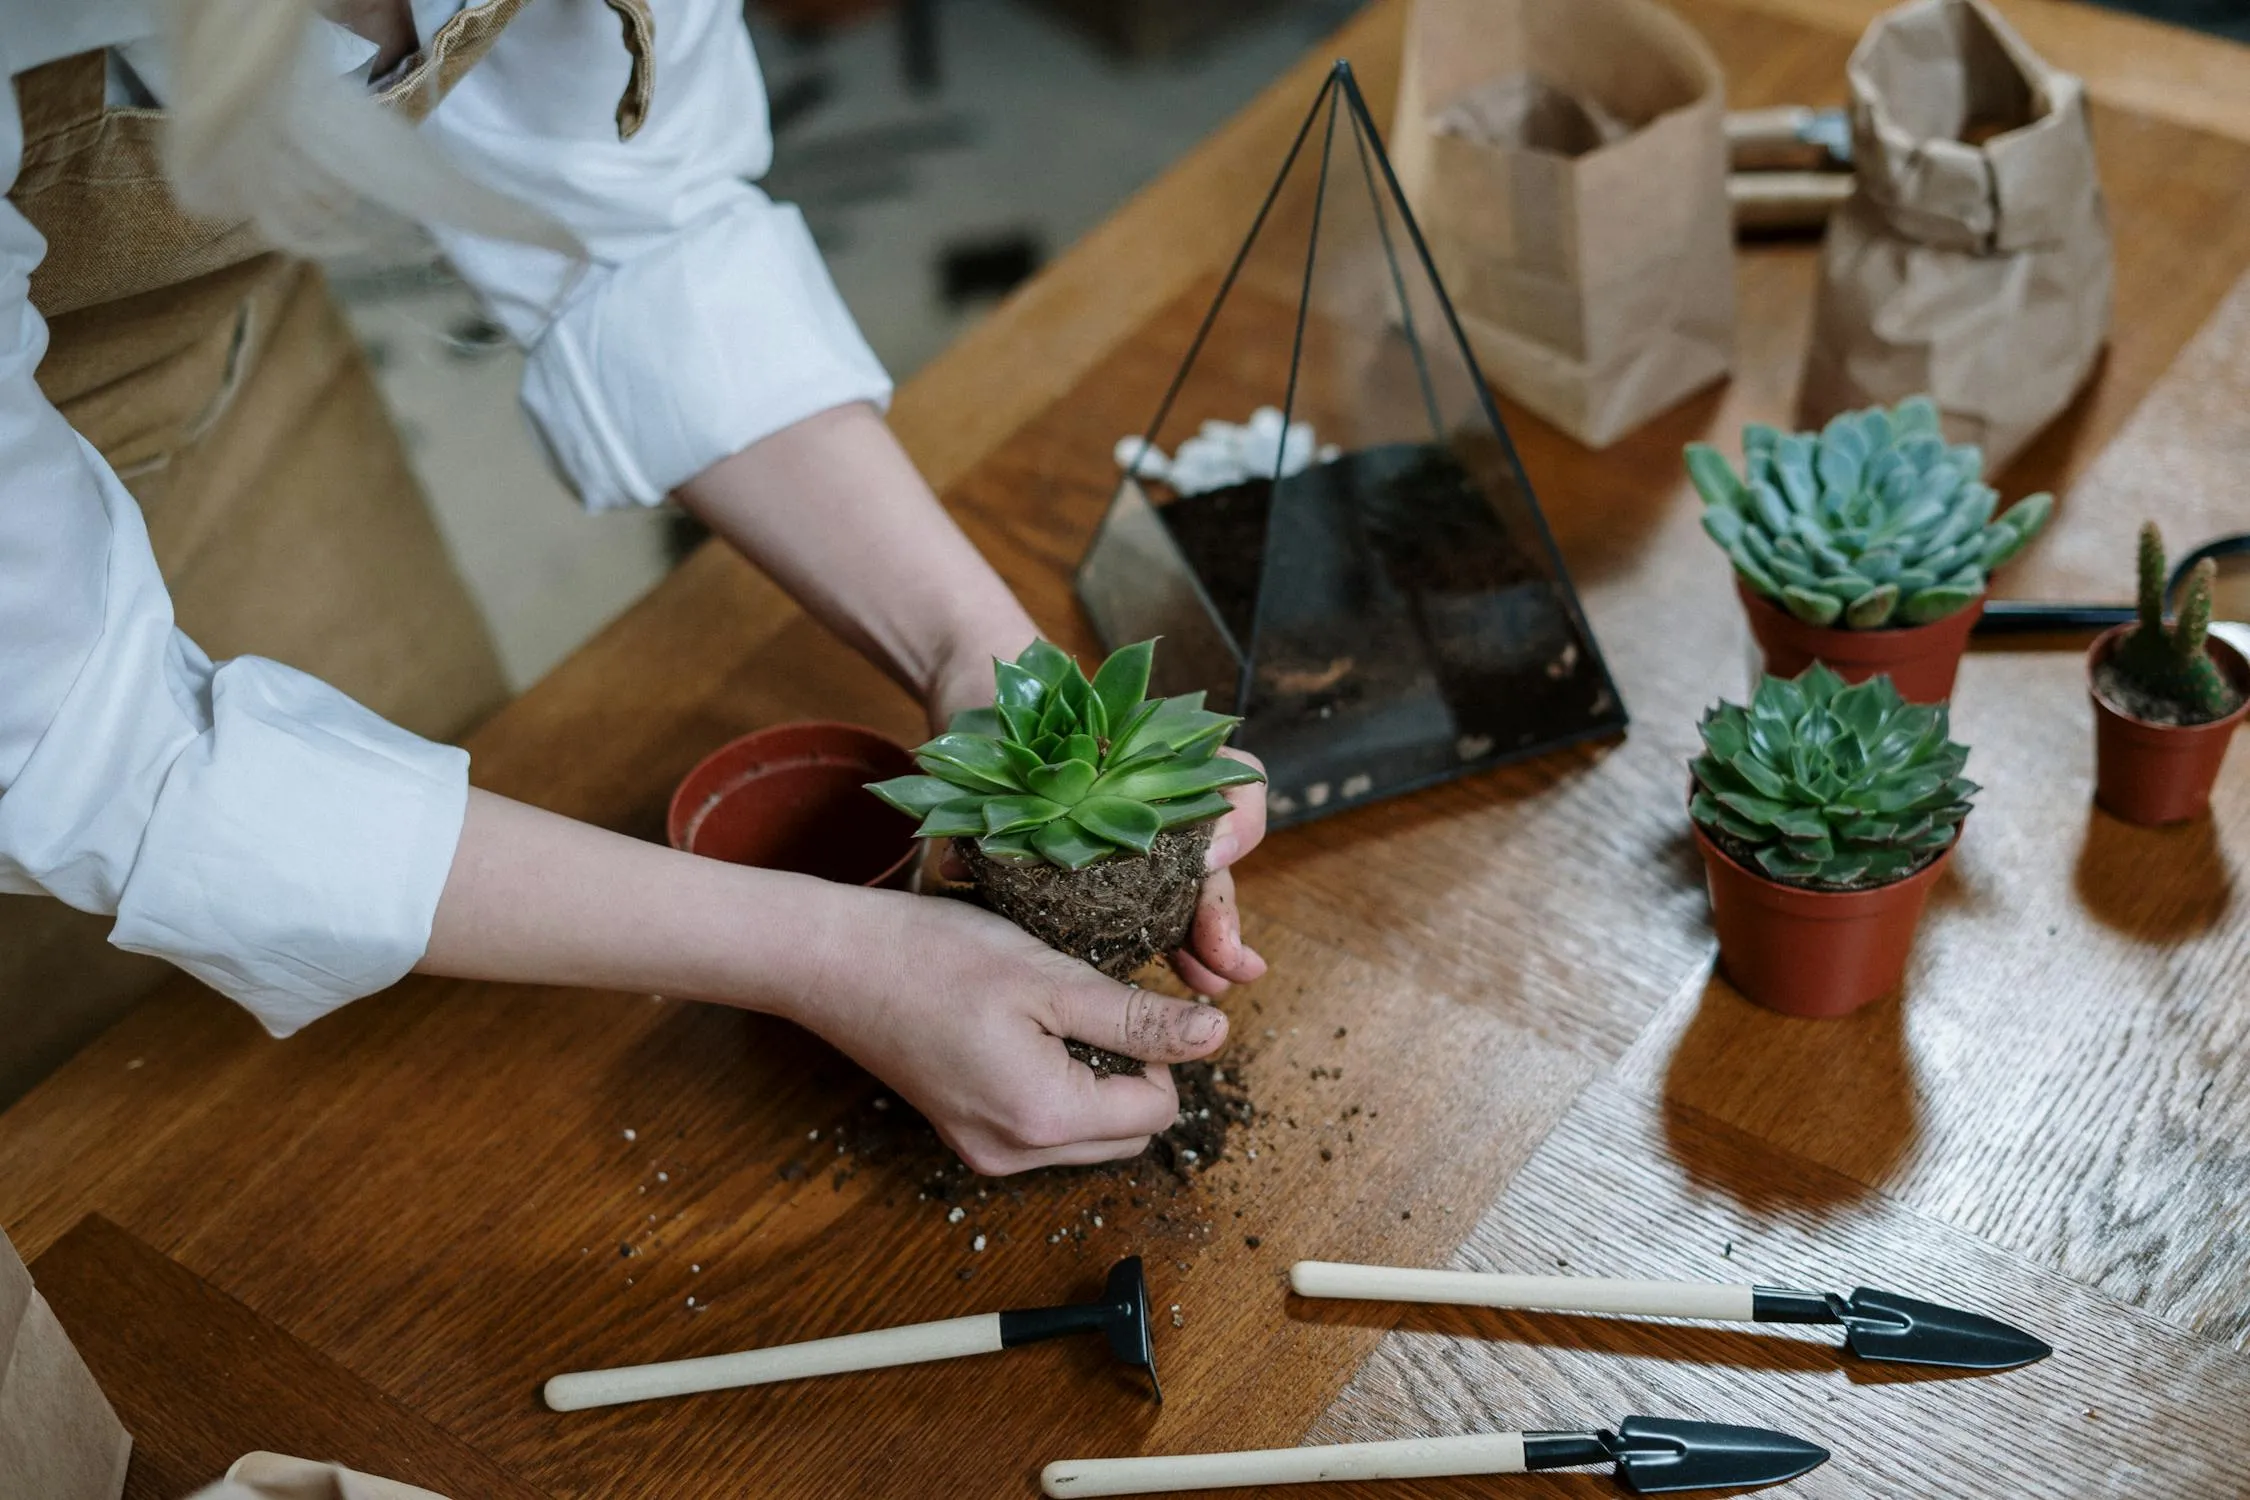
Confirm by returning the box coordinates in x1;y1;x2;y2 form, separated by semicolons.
1016;640;1073;687
866;639;1264;869
1691;666;1976;890
1031;819;1114;871
1781;585;1844;626
1687;397;2051;630
867;775;970;819
1070;796;1161;853
1089;639;1154;729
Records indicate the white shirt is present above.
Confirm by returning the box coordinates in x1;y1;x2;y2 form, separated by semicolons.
0;1;891;1035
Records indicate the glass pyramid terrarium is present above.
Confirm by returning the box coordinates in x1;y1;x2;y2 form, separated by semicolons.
1075;61;1626;828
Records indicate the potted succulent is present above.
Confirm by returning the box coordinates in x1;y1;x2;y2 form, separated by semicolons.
1689;664;1977;1018
2087;524;2249;825
868;639;1265;1074
1686;396;2053;702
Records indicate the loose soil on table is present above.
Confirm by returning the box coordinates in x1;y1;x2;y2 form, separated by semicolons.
2093;657;2243;727
789;1054;1259;1260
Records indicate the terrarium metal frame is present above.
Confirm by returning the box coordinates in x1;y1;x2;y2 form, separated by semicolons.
1075;59;1626;829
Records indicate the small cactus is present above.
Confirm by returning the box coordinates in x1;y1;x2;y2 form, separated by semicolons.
2110;522;2242;721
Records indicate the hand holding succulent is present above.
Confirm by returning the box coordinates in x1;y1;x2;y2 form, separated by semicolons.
1687;396;2052;630
1692;665;1977;889
870;640;1266;868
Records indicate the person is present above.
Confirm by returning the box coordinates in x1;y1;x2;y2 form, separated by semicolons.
0;0;1267;1174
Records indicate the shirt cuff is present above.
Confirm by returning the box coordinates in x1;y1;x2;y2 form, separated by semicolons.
520;199;892;513
108;657;469;1037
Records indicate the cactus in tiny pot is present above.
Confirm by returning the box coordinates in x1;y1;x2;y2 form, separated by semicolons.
2086;523;2249;825
1689;664;1975;1017
869;639;1264;1070
1686;396;2053;701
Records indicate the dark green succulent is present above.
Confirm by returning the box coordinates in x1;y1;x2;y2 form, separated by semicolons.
1691;665;1977;889
867;640;1264;870
2110;521;2243;721
1687;396;2052;630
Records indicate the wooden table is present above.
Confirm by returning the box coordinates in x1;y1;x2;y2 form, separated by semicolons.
7;1;2250;1495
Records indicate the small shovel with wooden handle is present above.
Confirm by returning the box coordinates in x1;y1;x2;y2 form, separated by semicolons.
1291;1261;2051;1371
544;1256;1161;1411
1042;1416;1829;1496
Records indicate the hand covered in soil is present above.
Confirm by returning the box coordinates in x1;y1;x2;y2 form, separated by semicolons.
795;888;1231;1174
1172;748;1269;997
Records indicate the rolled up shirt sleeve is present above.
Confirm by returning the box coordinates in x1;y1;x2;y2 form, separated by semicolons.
422;0;892;513
0;94;466;1035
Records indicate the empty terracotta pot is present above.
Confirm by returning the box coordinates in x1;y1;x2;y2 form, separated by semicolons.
2087;625;2249;826
1692;819;1957;1019
1736;577;1983;703
669;722;919;888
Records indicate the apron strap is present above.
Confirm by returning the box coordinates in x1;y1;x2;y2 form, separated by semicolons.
382;0;656;141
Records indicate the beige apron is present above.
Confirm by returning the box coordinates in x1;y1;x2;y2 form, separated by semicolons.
0;1;655;1103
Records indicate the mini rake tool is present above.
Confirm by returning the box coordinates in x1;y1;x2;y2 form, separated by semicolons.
544;1256;1161;1411
1291;1262;2051;1372
1042;1416;1828;1496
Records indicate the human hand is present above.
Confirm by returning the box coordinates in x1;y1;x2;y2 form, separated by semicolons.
789;886;1230;1174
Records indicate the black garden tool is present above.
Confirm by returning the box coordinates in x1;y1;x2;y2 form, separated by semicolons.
1292;1262;2051;1372
1042;1415;1829;1495
1975;530;2250;635
545;1256;1161;1410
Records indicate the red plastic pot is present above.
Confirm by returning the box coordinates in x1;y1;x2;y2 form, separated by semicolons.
2086;625;2249;826
1736;577;1983;703
668;722;919;888
1692;819;1957;1019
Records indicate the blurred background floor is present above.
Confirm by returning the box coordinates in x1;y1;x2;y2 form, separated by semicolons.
334;0;2246;697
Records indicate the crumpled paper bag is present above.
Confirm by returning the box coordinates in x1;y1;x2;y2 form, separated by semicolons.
0;1225;130;1500
1800;0;2112;470
187;1452;452;1500
1390;0;1735;448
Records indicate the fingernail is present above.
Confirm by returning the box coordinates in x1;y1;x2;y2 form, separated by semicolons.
1205;830;1238;872
1183;1006;1226;1047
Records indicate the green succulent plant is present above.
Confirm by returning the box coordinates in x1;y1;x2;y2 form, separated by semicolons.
867;640;1264;870
1686;396;2053;630
1691;664;1977;889
2109;522;2243;721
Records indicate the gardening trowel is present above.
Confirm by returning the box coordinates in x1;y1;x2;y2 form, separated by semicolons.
1291;1262;2051;1372
1042;1416;1829;1496
544;1256;1161;1410
1975;529;2250;640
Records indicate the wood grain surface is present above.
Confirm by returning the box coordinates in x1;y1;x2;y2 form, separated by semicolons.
2;2;2248;1497
29;1215;550;1500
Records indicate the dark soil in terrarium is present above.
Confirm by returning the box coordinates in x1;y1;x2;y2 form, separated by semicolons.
2093;657;2243;728
1150;442;1615;801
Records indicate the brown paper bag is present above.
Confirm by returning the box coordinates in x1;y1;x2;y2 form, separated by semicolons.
1800;0;2112;470
0;1226;130;1500
1390;0;1735;448
187;1452;453;1500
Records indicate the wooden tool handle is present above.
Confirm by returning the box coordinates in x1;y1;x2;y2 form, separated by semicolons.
1042;1433;1528;1496
543;1312;1003;1411
1729;171;1854;231
1725;105;1818;154
1290;1262;1756;1321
